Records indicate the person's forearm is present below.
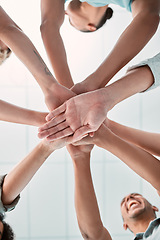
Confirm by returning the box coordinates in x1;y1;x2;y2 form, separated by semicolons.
2;141;53;205
94;127;160;192
41;24;74;88
73;156;111;240
92;12;159;89
108;119;160;157
0;7;57;94
39;65;154;141
97;66;154;112
0;100;47;126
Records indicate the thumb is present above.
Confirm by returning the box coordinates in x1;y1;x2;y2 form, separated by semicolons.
72;125;91;142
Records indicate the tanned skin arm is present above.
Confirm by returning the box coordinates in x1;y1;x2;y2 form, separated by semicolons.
41;0;74;88
73;0;160;92
67;144;112;240
0;6;75;111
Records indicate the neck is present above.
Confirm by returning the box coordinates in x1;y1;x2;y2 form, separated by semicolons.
81;2;108;23
130;216;156;235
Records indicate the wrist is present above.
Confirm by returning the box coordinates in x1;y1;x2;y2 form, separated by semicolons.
95;88;114;112
100;84;124;111
72;151;91;161
82;75;98;92
107;119;118;134
32;111;47;127
72;154;91;167
38;140;54;156
94;67;111;88
88;71;104;90
42;81;58;95
93;124;114;150
37;112;47;126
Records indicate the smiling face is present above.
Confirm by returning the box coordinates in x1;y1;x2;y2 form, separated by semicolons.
121;193;145;219
121;193;158;231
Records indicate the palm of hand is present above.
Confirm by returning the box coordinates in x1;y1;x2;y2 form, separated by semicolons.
64;93;107;141
39;89;107;142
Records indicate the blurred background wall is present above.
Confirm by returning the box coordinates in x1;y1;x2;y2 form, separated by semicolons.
0;0;160;239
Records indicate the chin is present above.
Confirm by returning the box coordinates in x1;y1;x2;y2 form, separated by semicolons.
68;0;81;11
130;207;145;219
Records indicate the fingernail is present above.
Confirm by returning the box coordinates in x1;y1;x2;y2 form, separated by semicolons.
82;134;88;138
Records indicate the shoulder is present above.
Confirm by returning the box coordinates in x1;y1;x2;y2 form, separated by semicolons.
131;0;160;16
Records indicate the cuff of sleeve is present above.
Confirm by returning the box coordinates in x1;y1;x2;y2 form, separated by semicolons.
4;194;20;212
0;175;20;213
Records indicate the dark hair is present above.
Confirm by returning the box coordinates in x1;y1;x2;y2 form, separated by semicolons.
1;221;15;240
96;7;113;30
81;7;113;33
0;215;15;240
0;47;12;65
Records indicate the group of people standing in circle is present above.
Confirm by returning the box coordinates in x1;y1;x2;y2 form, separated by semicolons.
0;0;160;239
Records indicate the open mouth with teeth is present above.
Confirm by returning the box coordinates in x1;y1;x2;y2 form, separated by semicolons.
127;200;141;211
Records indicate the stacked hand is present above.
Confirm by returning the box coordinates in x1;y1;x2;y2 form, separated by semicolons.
44;82;76;111
38;88;108;143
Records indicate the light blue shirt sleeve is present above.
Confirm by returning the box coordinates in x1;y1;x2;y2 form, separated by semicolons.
71;0;133;12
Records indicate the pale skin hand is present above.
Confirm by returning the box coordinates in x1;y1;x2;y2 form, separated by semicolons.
0;7;75;111
38;65;154;142
45;82;76;111
38;0;158;137
38;88;108;142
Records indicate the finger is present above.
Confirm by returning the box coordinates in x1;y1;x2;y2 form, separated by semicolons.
38;121;69;139
65;135;74;145
39;114;66;132
72;125;92;142
46;127;74;141
46;103;66;121
72;135;91;146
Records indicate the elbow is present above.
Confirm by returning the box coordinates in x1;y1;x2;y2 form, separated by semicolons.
149;13;160;31
79;225;105;240
134;10;160;36
40;18;62;39
40;20;59;42
40;20;47;39
143;11;160;33
80;232;101;240
0;23;22;39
